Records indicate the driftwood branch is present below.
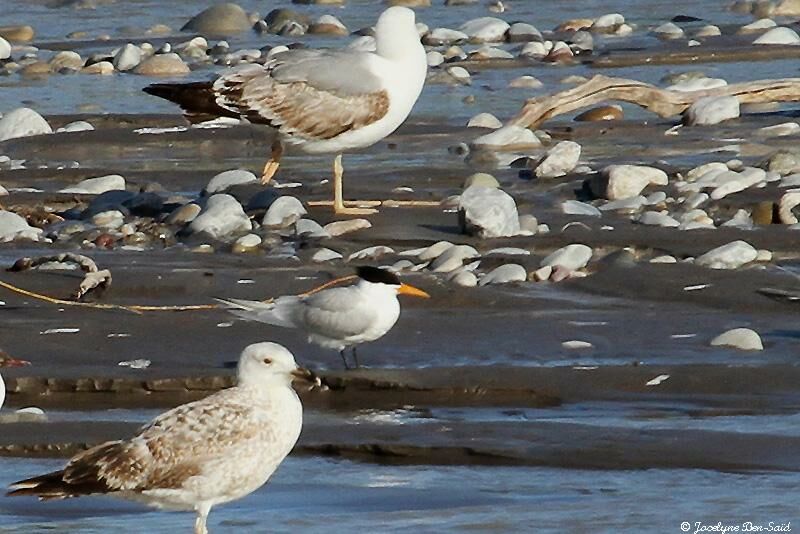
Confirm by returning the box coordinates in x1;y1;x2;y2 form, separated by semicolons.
509;75;800;129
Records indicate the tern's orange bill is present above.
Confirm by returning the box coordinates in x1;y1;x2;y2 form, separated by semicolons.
397;283;430;298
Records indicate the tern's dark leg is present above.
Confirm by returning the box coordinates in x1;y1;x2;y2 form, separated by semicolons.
339;349;351;370
351;347;360;369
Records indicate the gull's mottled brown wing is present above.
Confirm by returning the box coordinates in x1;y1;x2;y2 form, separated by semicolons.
212;51;390;141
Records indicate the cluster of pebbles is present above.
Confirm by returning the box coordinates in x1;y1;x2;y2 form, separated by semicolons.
1;1;800;358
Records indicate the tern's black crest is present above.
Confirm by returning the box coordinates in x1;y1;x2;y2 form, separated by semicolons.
356;266;401;286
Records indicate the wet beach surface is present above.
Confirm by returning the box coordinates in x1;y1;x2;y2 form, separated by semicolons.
2;0;800;532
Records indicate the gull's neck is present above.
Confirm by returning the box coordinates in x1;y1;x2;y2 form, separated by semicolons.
376;25;422;63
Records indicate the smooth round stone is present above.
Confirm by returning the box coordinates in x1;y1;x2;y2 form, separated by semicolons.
430;244;479;273
545;41;573;62
533;140;581;178
91;210;125;229
0;184;7;196
189;194;252;239
653;22;684;39
423;27;468;45
418;241;455;261
264;8;311;35
518;41;547;58
507;22;542;43
309;15;348;36
0;25;35;43
20;62;52;77
181;3;251;36
467;113;502;129
82;61;114;75
562;340;593;350
166;203;201;225
459;17;510;42
50;50;83;71
446;65;471;84
324;219;371;237
532;265;552;281
650;255;677;263
761;150;800;175
591;13;625;32
0;36;10;60
644;191;667;205
721;209;755;229
347;245;394;262
518;214;539;234
469;46;514;60
0;107;52;141
637;211;680;227
508;75;543;89
541;244;593;271
451;270;478;287
600;196;647;211
0;210;42;242
113;43;141;71
485;247;530;256
740;18;777;33
463;172;499;189
757;122;800;137
134;53;190;76
471;125;541;149
684;96;741;126
458;186;520;238
562;200;601;217
56;120;94;133
574;105;623;122
60;174;125;194
753;27;800;45
695;25;722;37
312;248;343;262
779;174;800;187
262;196;307;228
205;169;257;194
426;51;444;67
478;264;527;285
696;240;758;269
295;219;329;238
592;165;668;200
756;249;773;262
710;328;763;351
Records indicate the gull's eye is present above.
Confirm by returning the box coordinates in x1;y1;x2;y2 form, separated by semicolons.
262;358;272;365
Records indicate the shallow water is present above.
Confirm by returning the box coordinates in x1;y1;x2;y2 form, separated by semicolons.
1;455;798;533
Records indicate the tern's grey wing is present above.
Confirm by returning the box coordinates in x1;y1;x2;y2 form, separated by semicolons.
301;287;375;339
211;50;390;141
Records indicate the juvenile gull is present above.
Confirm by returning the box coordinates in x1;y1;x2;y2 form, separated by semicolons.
143;6;427;215
217;267;430;369
8;343;318;534
0;351;30;411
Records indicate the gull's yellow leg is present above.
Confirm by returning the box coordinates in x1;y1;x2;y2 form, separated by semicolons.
332;154;378;216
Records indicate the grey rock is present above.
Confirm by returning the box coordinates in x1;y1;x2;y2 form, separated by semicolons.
0;107;52;141
471;125;540;149
753;27;800;45
324;219;371;237
696;240;758;269
463;172;500;189
181;3;251;36
430;244;479;273
113;43;141;71
533;140;581;178
347;245;394;261
450;270;478;287
60;174;125;195
262;196;306;228
295;219;329;238
541;244;592;271
467;113;503;129
507;22;542;42
636;211;680;227
56;120;94;133
166;203;201;225
592;165;668;200
684;96;740;126
562;200;601;217
479;263;527;285
0;210;43;242
0;37;10;60
710;328;763;350
188;194;252;239
459;17;510;42
205;169;257;194
312;248;343;262
458;186;520;238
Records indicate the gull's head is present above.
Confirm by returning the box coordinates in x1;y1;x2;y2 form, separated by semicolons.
355;266;430;299
237;342;318;387
375;6;422;60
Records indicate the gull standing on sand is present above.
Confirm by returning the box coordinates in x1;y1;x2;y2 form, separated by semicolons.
143;6;427;215
8;343;318;534
218;267;430;369
0;351;30;411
